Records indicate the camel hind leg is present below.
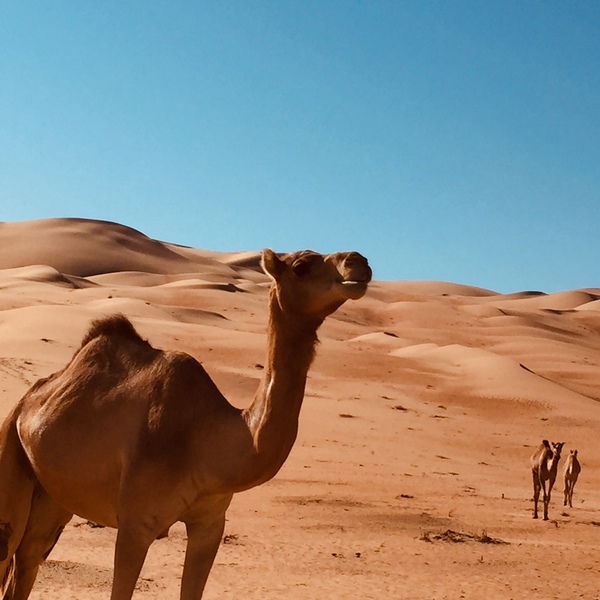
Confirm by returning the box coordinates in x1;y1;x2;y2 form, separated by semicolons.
2;482;71;600
0;405;37;588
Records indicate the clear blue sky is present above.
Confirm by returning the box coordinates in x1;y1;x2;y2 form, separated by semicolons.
2;1;599;293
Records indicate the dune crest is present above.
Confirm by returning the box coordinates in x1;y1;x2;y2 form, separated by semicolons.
0;218;236;277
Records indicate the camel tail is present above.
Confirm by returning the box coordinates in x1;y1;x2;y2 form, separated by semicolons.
1;556;15;597
0;403;36;586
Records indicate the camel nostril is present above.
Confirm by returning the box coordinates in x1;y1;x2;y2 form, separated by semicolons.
343;253;372;282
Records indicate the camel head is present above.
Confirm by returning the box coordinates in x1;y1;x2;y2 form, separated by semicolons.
551;441;564;462
261;249;372;323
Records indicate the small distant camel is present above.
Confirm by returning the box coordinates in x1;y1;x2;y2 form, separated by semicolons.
530;439;564;520
563;449;581;508
0;249;371;599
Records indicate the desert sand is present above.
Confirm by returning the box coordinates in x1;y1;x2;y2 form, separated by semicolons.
1;217;599;599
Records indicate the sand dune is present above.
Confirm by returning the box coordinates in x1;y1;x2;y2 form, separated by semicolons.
0;218;232;276
1;217;600;599
492;289;600;311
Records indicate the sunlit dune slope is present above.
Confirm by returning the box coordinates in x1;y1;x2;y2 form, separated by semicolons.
1;217;600;599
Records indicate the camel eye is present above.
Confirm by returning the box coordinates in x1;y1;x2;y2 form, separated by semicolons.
290;252;322;278
292;259;313;277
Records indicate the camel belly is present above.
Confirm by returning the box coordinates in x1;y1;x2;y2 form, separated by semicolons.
28;452;122;527
16;402;133;528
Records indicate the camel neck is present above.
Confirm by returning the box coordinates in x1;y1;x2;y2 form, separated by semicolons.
241;290;320;484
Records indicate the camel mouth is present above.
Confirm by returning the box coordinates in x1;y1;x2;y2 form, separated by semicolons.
333;253;372;299
339;279;370;298
341;279;369;286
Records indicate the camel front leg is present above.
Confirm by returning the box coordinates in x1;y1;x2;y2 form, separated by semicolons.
568;479;576;507
532;472;541;519
542;478;554;521
179;515;225;600
180;494;232;600
110;520;157;600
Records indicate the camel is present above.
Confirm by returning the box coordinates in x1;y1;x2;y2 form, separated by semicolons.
530;439;564;520
0;248;371;599
563;449;581;508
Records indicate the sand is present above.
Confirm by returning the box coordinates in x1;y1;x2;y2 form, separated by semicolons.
1;217;599;599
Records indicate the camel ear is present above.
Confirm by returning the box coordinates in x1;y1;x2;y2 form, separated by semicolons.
261;249;286;281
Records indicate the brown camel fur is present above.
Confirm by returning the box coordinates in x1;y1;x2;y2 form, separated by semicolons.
530;439;564;520
0;248;371;600
563;449;581;508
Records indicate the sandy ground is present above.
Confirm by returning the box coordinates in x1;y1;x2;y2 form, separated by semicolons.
1;217;600;599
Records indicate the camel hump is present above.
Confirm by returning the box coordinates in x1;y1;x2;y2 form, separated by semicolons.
80;314;148;349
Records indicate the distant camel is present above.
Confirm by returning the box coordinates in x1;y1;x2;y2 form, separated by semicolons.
563;449;581;508
0;248;371;599
531;439;564;520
